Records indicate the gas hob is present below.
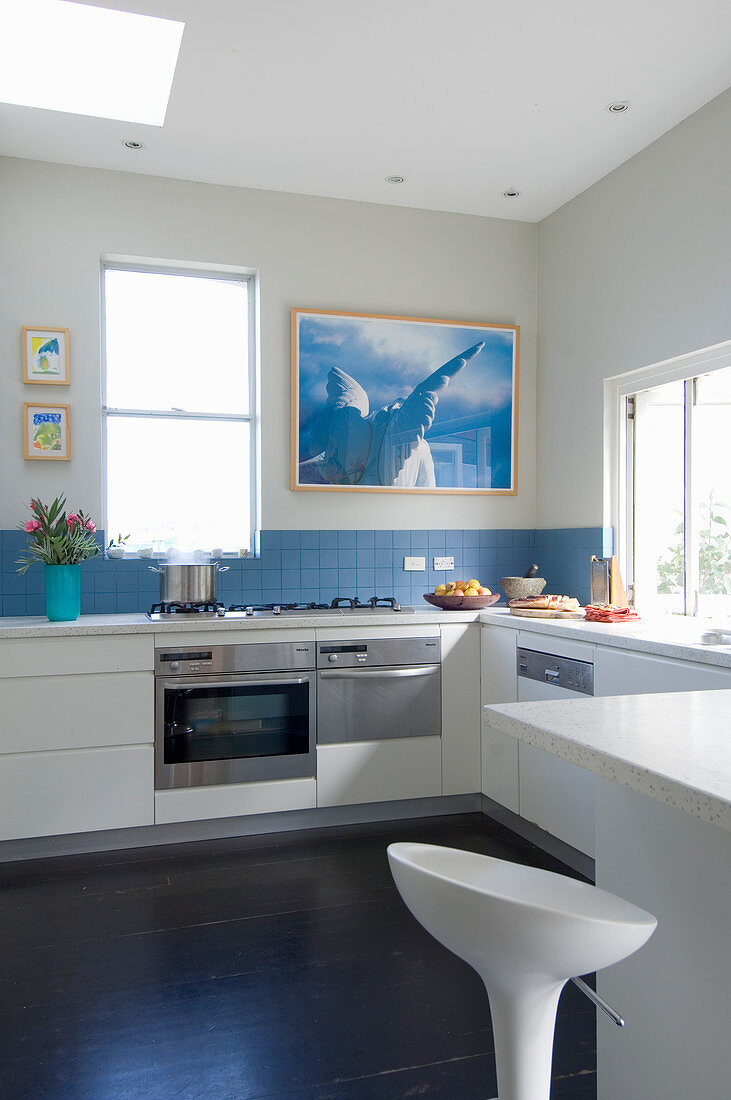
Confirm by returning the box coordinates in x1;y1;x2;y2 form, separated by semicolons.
146;596;413;621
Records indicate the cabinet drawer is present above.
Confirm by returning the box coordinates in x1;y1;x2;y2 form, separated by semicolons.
155;777;316;824
0;634;153;677
0;673;153;753
0;745;154;840
317;737;442;807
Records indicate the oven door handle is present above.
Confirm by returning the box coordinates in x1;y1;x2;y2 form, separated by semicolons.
319;664;440;680
161;677;312;690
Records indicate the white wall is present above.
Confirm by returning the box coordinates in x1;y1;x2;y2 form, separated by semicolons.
0;157;537;532
536;88;731;528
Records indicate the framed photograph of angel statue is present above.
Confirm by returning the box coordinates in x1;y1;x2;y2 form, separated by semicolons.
291;308;519;494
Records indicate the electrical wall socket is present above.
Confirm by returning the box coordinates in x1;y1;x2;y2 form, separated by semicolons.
403;556;426;571
433;556;454;570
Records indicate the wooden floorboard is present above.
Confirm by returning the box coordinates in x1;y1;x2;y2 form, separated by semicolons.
0;813;596;1098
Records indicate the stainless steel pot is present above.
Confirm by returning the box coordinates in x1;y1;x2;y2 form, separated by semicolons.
149;562;230;605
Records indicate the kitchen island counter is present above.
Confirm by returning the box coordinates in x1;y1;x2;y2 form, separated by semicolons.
484;689;731;830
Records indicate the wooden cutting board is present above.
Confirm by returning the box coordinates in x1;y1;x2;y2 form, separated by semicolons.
509;607;585;619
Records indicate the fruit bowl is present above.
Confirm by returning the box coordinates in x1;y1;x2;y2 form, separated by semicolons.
423;592;501;611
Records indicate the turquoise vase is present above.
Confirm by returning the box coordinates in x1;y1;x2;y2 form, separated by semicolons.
44;564;82;622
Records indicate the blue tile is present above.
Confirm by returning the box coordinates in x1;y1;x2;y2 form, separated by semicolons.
94;594;116;614
318;549;337;570
338;531;356;549
410;531;428;550
375;548;392;569
260;548;282;569
26;594;45;616
262;587;282;602
319;569;339;589
281;588;300;603
446;530;463;547
299;587;319;602
338;550;356;569
428;530;446;550
260;530;281;552
301;569;320;588
463;529;480;548
338;569;356;590
300;531;319;550
282;549;301;571
115;592;140;613
320;530;338;549
94;571;116;593
2;573;25;595
374;530;392;549
114;568;139;593
356;549;375;569
281;531;301;549
375;568;394;589
480;529;497;548
300;549;319;570
4;530;26;551
393;530;411;549
3;595;26;616
496;530;513;548
25;569;45;594
356;568;375;590
356;530;375;549
262;569;282;589
514;529;532;547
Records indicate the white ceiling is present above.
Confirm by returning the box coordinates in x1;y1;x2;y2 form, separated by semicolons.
1;0;730;222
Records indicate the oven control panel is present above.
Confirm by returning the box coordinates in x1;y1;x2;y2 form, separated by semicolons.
155;641;316;677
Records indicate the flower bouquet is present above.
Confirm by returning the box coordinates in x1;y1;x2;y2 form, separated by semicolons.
17;496;101;573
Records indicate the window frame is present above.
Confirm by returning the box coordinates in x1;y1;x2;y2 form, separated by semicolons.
100;257;261;555
604;339;731;614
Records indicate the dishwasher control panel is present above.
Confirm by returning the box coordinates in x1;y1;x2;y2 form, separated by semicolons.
317;636;440;669
517;647;594;696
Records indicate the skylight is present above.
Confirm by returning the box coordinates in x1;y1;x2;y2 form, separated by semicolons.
0;0;184;126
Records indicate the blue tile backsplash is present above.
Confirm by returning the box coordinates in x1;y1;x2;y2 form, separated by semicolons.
0;527;612;617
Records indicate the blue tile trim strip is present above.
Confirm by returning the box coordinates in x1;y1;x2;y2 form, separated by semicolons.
0;528;609;616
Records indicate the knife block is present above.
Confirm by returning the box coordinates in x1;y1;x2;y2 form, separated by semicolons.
590;556;628;607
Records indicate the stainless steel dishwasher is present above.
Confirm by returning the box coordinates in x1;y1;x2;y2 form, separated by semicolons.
316;635;441;743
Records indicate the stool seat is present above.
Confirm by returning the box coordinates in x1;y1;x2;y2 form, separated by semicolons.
388;842;657;1100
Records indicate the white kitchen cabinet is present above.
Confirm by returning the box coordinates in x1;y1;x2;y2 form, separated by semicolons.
155;777;316;824
316;737;442;807
0;745;154;840
0;633;153;677
595;646;731;695
519;742;595;855
481;623;521;810
0;672;153;754
441;623;480;795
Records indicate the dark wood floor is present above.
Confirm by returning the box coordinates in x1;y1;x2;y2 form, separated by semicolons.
0;813;596;1099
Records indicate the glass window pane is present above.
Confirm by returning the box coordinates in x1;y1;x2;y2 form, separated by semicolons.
105;269;249;414
106;416;251;553
634;380;685;615
694;367;731;619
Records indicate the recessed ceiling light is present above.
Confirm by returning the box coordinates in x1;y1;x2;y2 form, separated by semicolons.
0;0;184;126
386;175;405;184
502;189;521;198
606;101;630;114
123;140;145;151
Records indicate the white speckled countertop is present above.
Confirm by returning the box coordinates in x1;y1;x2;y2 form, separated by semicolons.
479;606;731;668
484;690;731;831
0;607;481;639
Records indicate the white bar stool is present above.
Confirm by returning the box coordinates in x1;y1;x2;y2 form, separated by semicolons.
387;842;657;1100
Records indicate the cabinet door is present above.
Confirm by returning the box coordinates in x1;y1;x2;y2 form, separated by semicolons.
519;743;595;856
481;624;519;704
316;737;442;807
0;745;154;840
441;624;480;795
595;647;731;695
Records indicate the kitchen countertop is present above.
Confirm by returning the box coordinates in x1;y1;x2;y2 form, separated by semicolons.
484;690;731;831
0;607;481;639
479;606;731;668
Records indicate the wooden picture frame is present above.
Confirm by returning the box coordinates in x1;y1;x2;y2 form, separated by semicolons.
23;402;71;461
22;326;70;385
291;308;519;494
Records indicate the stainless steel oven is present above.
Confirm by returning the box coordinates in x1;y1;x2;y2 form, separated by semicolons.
316;635;441;743
154;642;316;789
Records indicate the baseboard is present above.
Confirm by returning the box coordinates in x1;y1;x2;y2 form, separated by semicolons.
481;794;595;880
0;793;482;862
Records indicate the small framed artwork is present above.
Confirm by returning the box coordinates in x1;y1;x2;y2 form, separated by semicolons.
23;402;71;461
22;326;70;385
291;308;519;494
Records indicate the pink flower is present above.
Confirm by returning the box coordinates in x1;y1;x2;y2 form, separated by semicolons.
84;520;96;532
25;519;42;533
67;513;80;529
